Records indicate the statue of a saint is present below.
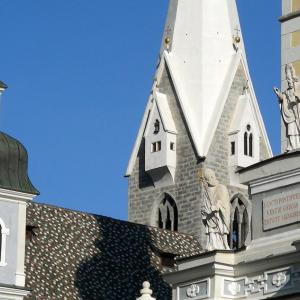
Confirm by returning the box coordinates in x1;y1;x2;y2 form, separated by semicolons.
199;169;230;251
274;64;300;151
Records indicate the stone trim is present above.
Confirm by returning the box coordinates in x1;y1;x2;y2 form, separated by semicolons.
222;266;300;299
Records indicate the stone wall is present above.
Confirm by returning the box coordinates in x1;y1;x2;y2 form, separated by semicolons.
128;61;270;246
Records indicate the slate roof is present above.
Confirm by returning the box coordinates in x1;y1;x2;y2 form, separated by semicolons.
25;202;202;300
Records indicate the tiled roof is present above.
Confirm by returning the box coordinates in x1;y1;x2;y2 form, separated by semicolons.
25;202;202;300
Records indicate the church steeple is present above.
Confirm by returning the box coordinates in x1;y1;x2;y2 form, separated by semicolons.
127;0;272;242
157;0;254;157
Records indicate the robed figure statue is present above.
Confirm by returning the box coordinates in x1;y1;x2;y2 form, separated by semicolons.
274;64;300;151
199;169;230;251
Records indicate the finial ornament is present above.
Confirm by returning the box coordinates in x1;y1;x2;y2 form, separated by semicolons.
233;26;241;52
274;64;300;152
137;282;156;300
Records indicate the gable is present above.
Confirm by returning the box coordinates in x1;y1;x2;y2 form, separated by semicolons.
144;91;177;137
126;54;272;177
230;94;259;135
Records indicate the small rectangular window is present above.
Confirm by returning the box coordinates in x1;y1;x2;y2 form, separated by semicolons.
292;0;300;12
170;142;175;151
151;141;161;153
157;141;161;151
231;142;235;155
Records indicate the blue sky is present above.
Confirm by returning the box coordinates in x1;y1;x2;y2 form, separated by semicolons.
0;1;281;220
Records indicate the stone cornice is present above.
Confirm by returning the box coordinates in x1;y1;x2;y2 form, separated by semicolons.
279;10;300;23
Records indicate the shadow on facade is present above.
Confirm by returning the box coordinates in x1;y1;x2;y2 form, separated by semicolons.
138;140;154;189
75;216;170;300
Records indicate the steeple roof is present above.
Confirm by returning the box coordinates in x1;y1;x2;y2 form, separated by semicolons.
126;0;272;176
0;132;39;195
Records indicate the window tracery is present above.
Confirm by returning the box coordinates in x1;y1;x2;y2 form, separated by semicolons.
157;194;178;231
228;196;250;250
244;124;253;157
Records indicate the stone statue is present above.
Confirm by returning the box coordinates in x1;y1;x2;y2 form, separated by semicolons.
274;64;300;151
199;169;230;251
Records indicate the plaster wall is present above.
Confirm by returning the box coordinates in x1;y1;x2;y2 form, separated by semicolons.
0;200;19;285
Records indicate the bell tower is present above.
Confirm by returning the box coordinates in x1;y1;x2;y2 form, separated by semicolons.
126;0;272;247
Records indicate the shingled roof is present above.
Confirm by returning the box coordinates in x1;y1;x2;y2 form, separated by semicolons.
25;202;202;300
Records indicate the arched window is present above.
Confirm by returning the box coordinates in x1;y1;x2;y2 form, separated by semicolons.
154;119;160;135
244;124;253;157
157;194;178;231
244;132;248;155
249;133;253;157
0;219;9;266
228;196;250;250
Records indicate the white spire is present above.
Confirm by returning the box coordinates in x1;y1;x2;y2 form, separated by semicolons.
160;0;248;156
126;0;272;176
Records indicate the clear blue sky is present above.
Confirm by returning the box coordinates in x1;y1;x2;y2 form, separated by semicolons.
0;1;281;220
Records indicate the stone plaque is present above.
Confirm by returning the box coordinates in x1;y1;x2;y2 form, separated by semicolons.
263;190;300;230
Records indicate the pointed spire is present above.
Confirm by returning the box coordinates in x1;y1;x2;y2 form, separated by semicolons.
158;0;249;156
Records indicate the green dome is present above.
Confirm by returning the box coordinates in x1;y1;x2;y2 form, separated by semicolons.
0;132;39;195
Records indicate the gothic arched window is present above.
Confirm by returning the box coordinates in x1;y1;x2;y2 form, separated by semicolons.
249;133;253;157
244;124;253;157
228;196;250;250
244;132;248;156
158;194;178;231
154;119;160;135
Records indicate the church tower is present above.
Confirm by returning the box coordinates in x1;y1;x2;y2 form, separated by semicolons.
280;0;300;152
126;0;272;247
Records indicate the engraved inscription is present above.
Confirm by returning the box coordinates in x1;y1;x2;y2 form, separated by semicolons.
263;192;300;230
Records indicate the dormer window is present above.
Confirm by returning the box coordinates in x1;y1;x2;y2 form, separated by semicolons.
151;141;161;153
154;119;160;135
244;124;253;157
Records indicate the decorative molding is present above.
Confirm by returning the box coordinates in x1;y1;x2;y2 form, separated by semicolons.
249;167;300;194
178;278;210;300
0;285;30;299
0;188;36;203
186;284;200;298
272;272;287;288
222;266;299;298
279;10;300;23
228;282;241;296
